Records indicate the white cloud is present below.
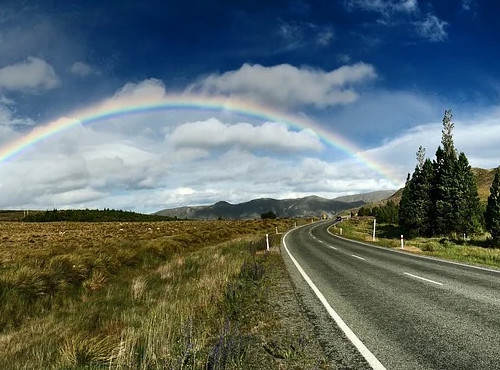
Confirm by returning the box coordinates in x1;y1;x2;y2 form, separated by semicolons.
416;14;448;42
70;61;98;77
5;77;499;213
276;21;334;50
0;57;59;91
0;104;35;128
187;63;376;108
362;109;500;180
345;0;447;42
317;29;334;46
345;0;417;16
170;118;323;152
462;0;475;11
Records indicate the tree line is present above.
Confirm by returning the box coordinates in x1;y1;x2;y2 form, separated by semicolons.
23;209;178;222
398;110;500;244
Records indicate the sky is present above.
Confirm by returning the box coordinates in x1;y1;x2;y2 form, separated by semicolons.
0;0;500;213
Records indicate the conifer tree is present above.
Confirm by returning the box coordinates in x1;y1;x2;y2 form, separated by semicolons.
432;110;459;236
454;152;481;235
485;167;500;243
398;173;415;235
413;158;434;236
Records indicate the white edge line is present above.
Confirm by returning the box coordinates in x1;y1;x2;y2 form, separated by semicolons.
351;254;365;261
283;228;386;370
404;272;443;286
328;225;500;274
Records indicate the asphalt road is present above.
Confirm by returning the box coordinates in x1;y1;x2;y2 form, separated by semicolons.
282;221;500;370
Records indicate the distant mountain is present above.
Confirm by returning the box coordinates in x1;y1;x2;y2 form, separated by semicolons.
332;190;396;204
154;191;397;220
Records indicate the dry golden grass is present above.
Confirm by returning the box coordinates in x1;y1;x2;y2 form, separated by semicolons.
0;219;299;369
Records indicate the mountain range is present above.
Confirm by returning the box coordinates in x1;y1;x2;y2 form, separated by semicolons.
154;190;396;220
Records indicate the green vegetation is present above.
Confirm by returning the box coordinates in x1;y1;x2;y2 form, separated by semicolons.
23;208;177;222
399;110;483;239
0;219;328;368
357;200;398;224
332;218;500;268
485;167;500;244
260;211;277;219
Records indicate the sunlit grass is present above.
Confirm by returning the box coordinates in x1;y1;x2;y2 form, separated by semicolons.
331;218;500;268
0;219;300;368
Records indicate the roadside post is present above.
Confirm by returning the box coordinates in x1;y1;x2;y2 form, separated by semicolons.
401;235;404;249
372;218;376;241
340;228;343;236
266;233;270;251
275;226;278;234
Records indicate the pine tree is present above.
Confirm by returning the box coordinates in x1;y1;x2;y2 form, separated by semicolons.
432;110;459;236
485;167;500;243
454;152;481;236
413;158;434;236
398;173;415;235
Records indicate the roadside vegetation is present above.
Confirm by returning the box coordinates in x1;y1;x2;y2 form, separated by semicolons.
0;219;329;369
331;217;500;268
332;110;500;269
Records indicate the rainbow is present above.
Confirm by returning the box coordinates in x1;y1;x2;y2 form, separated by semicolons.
0;94;400;186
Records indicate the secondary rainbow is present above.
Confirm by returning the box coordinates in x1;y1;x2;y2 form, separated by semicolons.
0;94;400;186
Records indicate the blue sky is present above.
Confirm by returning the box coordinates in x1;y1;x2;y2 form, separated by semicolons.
0;0;499;212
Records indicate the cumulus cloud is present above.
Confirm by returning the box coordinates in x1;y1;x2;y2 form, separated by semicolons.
0;57;59;91
70;61;99;77
187;63;376;108
170;118;323;152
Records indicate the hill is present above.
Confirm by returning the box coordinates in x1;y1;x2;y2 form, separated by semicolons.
155;191;396;220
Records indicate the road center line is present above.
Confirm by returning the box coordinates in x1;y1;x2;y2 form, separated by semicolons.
283;229;386;370
351;254;365;261
328;245;338;250
404;272;443;286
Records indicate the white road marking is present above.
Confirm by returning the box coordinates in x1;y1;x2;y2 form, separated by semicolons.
328;245;338;250
351;254;365;261
404;272;443;286
283;228;386;370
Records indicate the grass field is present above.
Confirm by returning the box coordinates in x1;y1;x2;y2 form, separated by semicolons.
0;219;329;369
331;217;500;268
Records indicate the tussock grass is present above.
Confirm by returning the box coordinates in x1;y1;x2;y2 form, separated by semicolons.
332;218;500;268
0;219;299;368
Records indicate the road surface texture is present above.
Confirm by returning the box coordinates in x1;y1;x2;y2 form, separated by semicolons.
281;221;500;369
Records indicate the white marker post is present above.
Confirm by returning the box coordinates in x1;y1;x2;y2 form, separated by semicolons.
340;228;343;236
275;226;278;234
372;218;376;241
266;233;270;251
400;235;404;249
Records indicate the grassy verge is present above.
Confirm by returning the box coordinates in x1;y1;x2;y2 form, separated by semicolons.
0;219;327;368
331;217;500;268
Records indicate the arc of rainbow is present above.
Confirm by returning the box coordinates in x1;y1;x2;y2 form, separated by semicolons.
0;94;399;186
